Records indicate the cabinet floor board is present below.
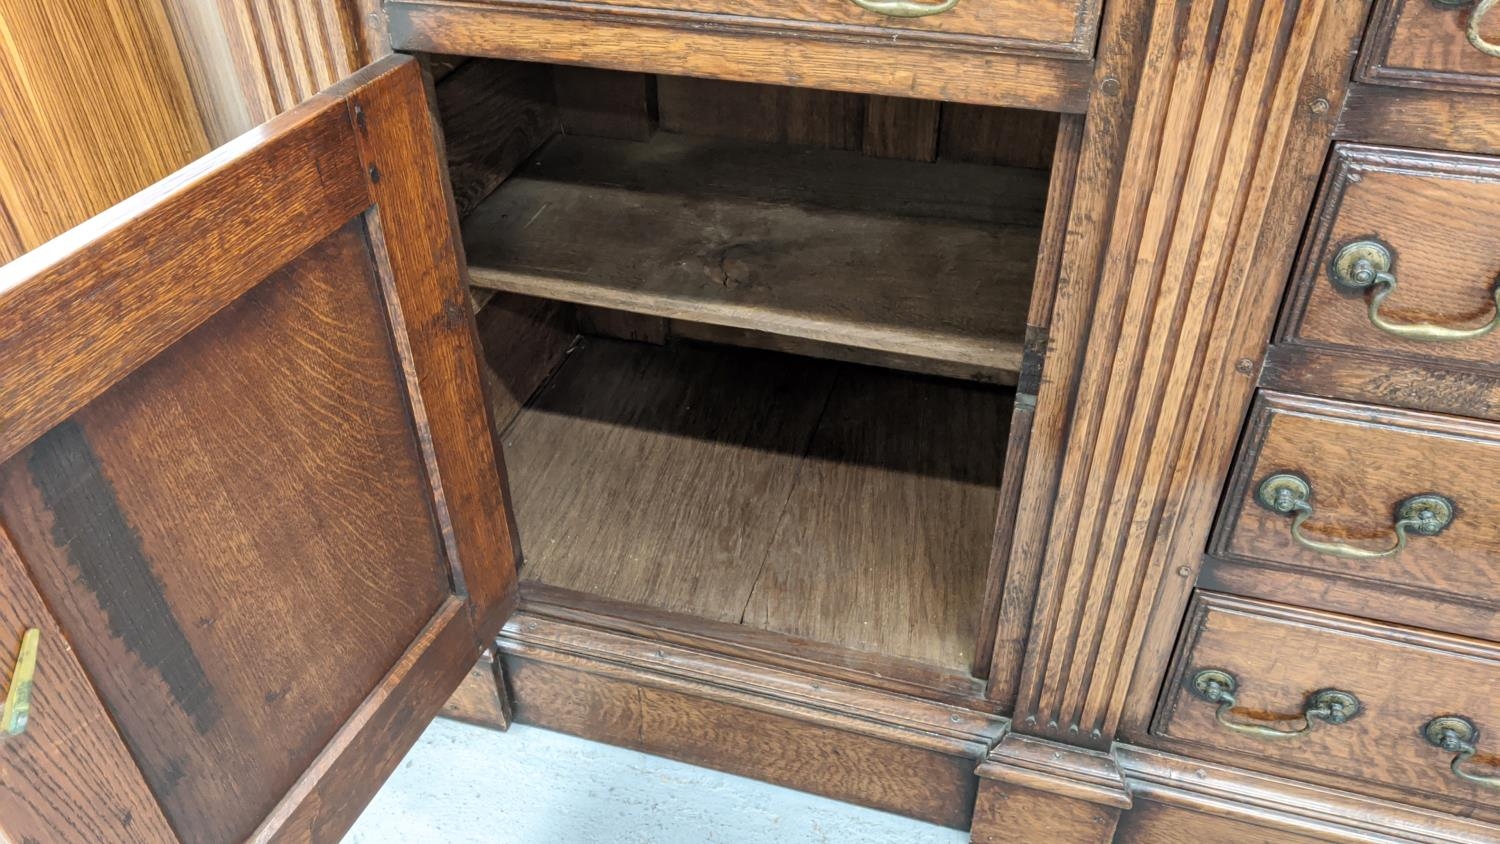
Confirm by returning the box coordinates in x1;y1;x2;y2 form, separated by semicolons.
463;133;1044;381
504;337;1010;673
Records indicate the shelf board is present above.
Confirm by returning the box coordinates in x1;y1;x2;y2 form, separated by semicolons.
504;337;1010;672
463;133;1046;380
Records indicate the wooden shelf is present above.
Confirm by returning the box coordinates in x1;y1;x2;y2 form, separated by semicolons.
463;133;1047;382
503;337;1011;672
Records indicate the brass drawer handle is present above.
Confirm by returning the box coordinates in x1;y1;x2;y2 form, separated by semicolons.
849;0;959;17
2;628;39;738
1437;0;1500;59
1190;669;1361;739
1331;240;1500;342
1256;473;1455;560
1424;717;1500;789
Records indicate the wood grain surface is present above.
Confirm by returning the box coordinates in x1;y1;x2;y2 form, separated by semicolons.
385;0;1095;112
0;220;451;842
1357;0;1500;94
0;0;209;263
1156;593;1500;816
1214;392;1500;610
1277;144;1500;370
505;338;1009;670
463;133;1043;379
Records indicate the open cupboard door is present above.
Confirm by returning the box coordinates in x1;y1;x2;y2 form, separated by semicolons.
0;56;519;842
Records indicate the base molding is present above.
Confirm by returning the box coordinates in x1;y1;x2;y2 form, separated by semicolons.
495;609;1005;829
971;734;1129;843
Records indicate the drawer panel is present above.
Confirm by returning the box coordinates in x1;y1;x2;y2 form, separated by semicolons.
518;0;1101;53
1279;145;1500;372
1215;392;1500;607
1358;0;1500;93
1156;593;1500;808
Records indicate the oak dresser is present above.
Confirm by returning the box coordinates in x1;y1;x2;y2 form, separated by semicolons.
1;0;1498;840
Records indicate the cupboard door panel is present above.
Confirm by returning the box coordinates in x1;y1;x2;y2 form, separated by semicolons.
0;55;519;843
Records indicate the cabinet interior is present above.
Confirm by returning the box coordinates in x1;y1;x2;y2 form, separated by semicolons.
434;57;1066;690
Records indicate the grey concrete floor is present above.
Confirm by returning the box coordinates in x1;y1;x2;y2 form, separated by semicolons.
346;718;970;843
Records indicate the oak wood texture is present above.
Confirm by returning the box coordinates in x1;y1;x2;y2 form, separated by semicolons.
1336;84;1500;157
1276;144;1500;376
999;0;1371;746
970;732;1129;843
1356;0;1500;94
971;783;1120;843
1117;744;1500;843
519;582;993;710
463;133;1045;381
473;293;577;431
0;531;178;844
1213;392;1500;618
0;0;209;263
503;337;1009;670
440;650;513;730
384;1;1095;113
159;0;372;144
433;59;558;218
1156;592;1500;817
740;361;1010;669
498;611;1004;828
0;56;517;843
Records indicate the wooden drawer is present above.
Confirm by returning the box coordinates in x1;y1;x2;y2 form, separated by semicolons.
1156;593;1500;810
1214;392;1500;609
1358;0;1500;93
1278;145;1500;374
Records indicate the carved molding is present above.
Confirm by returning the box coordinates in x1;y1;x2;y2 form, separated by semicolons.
1002;0;1373;746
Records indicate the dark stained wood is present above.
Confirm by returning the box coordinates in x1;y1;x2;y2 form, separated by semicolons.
519;582;993;709
440;650;513;730
393;0;1102;55
505;338;836;623
1261;343;1500;422
862;96;940;162
1212;392;1500;611
971;734;1129;844
0;531;178;844
0;220;451;842
462;133;1044;380
1337;84;1500;157
1276;144;1500;373
656;77;864;150
0;56;519;843
1356;0;1500;94
939;105;1060;170
0;101;367;464
473;293;577;431
432;58;558;218
1155;593;1500;818
384;1;1096;113
551;67;656;141
499;612;1000;829
742;367;1010;670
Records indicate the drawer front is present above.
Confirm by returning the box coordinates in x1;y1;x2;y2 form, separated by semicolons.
1280;145;1500;371
1215;392;1500;606
1359;0;1500;93
1156;593;1500;808
526;0;1099;53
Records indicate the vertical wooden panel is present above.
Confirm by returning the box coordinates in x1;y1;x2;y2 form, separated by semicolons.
656;77;864;149
939;105;1060;170
0;0;209;262
1006;0;1373;746
862;96;940;161
0;220;453;842
552;67;657;141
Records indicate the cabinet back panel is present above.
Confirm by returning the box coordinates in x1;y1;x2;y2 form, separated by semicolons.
0;219;450;842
